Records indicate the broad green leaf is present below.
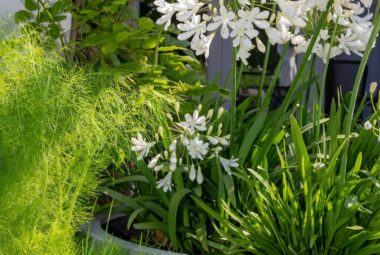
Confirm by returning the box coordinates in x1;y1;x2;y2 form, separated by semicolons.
168;189;192;249
127;208;146;229
14;10;33;23
351;244;380;255
239;109;268;163
25;0;38;11
138;17;154;32
133;222;168;234
98;187;140;210
102;42;119;54
352;152;362;174
103;175;149;186
223;174;236;207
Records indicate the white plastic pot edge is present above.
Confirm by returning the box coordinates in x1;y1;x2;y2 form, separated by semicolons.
80;213;186;255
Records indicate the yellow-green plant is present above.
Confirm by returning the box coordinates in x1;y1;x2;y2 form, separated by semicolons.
0;30;175;255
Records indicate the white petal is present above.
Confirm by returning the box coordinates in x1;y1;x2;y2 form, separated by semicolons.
196;167;203;184
189;164;196;181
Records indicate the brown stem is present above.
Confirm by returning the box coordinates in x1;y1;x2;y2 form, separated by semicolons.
69;0;82;43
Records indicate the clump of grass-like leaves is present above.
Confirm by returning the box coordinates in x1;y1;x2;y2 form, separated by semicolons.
0;31;174;254
194;105;380;254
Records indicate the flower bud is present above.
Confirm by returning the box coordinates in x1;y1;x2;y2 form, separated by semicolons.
155;133;159;141
218;123;223;136
158;126;164;137
175;101;180;114
166;113;173;122
327;12;332;22
207;125;213;136
370;82;377;95
169;140;177;151
217;107;224;118
198;104;203;112
207;109;214;119
269;13;276;23
256;37;265;53
364;121;372;130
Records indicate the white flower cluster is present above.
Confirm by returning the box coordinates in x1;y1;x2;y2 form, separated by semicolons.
131;105;239;192
154;0;375;64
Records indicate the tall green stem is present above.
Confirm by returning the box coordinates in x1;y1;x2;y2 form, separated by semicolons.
257;40;272;108
154;29;162;68
230;48;238;153
339;7;380;182
316;20;339;140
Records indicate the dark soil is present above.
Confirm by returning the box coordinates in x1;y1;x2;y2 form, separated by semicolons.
102;216;170;250
103;216;146;242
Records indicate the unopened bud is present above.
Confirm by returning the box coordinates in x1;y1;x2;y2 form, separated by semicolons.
217;107;224;118
175;101;180;114
158;126;164;137
207;125;214;136
218;123;223;136
327;12;332;22
364;121;372;130
198;104;203;112
207;109;214;119
269;13;276;23
166;113;173;122
370;82;377;95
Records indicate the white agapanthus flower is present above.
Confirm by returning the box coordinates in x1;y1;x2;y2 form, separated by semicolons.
132;105;239;192
186;137;209;159
175;0;204;22
131;133;155;160
157;171;173;192
177;15;206;46
148;153;161;168
238;8;270;30
178;109;207;134
153;0;375;65
220;156;239;175
207;5;236;39
154;0;176;30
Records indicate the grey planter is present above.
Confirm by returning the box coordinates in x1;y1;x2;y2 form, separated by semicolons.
80;214;186;255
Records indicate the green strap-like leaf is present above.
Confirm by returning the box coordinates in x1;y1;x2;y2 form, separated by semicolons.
168;188;192;250
239;108;268;163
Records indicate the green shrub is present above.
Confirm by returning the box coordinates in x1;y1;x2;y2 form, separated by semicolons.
0;31;174;255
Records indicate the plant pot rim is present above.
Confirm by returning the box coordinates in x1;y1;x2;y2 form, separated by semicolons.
81;213;187;255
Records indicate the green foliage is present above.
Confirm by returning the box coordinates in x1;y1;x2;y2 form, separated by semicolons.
0;31;175;255
15;0;206;87
191;97;380;254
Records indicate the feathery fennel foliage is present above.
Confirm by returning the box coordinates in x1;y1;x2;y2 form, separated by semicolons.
0;31;174;255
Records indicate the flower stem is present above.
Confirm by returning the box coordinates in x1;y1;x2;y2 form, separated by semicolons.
257;39;272;108
230;48;238;154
